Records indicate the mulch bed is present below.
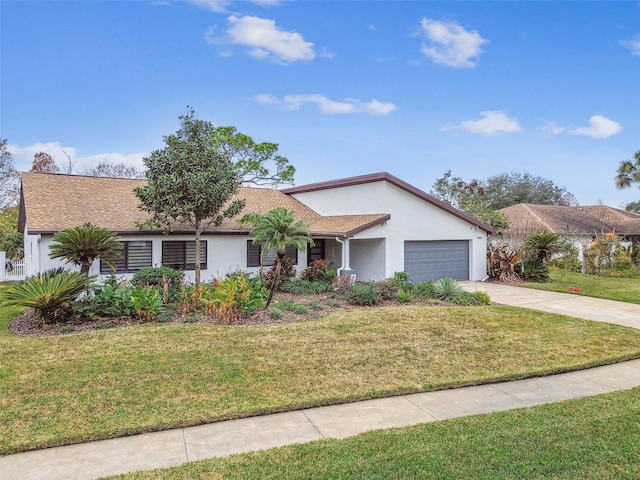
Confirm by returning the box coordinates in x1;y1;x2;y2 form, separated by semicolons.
7;293;364;337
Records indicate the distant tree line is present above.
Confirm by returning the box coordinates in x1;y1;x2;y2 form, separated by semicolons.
430;170;577;232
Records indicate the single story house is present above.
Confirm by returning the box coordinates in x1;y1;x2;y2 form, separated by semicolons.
496;203;640;260
18;171;495;283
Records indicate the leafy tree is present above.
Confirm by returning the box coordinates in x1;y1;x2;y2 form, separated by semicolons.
135;107;295;283
431;170;578;231
210;126;295;186
430;170;484;211
615;150;640;190
240;207;313;308
483;172;577;209
624;200;640;213
83;159;145;179
0;207;23;258
0;139;20;210
430;170;509;232
30;152;60;173
49;223;122;274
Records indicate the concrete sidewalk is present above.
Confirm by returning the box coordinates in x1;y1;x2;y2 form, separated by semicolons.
2;284;640;480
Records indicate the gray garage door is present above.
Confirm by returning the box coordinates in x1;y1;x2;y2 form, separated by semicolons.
404;240;469;282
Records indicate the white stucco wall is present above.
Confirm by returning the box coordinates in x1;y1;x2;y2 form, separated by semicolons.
291;181;489;281
349;238;386;281
29;233;308;284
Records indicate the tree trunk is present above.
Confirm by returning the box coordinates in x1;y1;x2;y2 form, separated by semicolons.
195;225;202;284
264;252;284;309
81;262;91;275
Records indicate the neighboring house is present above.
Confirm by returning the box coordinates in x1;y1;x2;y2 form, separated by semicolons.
18;172;495;282
497;203;640;260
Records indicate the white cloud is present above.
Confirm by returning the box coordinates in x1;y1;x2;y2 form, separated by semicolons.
418;18;488;68
186;0;232;13
256;93;396;115
538;120;566;136
454;111;521;135
569;115;622;139
7;142;146;173
620;35;640;56
206;15;315;64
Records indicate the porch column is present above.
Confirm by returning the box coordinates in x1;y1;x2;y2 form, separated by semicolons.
335;237;350;273
0;251;5;282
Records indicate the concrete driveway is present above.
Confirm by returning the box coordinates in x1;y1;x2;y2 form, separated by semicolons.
462;281;640;330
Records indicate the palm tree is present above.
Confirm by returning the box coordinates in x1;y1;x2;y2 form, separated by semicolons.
49;223;122;274
241;207;313;308
522;231;566;264
615;150;640;189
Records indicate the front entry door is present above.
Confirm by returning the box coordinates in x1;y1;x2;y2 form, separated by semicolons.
307;239;325;264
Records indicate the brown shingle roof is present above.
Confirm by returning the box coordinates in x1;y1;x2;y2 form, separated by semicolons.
579;205;640;235
498;203;640;237
18;172;387;237
308;214;391;238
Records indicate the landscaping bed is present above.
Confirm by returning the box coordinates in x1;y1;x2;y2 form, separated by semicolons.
7;292;449;336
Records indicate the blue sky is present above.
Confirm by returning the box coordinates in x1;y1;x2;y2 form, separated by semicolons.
2;0;639;207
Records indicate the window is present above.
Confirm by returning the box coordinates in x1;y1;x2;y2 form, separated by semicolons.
100;241;152;274
162;241;206;270
247;241;298;268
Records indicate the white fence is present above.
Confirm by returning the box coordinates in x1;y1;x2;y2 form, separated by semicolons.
1;251;26;282
6;259;26;281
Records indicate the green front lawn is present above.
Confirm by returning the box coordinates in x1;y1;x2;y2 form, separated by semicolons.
521;267;640;304
110;387;640;480
2;289;640;455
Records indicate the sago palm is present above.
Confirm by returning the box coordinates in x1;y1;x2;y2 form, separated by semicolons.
241;207;313;308
49;223;122;274
522;231;566;264
2;269;94;323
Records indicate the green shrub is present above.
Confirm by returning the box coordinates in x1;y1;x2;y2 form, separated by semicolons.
396;288;414;303
450;292;483;306
212;275;267;323
280;278;333;295
325;300;342;308
269;310;283;320
307;301;323;311
291;303;309;315
2;270;94;324
76;283;135;318
471;291;491;304
414;281;436;299
155;305;177;323
375;280;399;300
301;259;335;282
433;277;464;301
179;283;216;316
274;299;296;311
132;266;183;303
272;299;310;315
520;257;550;282
389;271;410;286
344;281;381;306
131;286;164;321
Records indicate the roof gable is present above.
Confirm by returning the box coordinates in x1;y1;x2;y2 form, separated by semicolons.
283;172;496;234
